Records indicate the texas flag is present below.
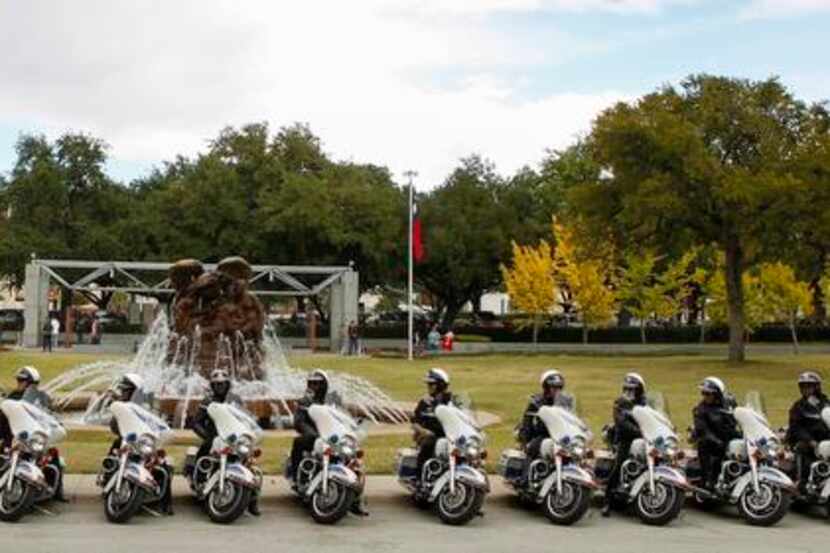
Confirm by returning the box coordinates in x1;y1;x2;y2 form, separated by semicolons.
412;201;424;263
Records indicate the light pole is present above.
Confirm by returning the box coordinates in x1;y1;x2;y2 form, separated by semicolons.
404;170;418;361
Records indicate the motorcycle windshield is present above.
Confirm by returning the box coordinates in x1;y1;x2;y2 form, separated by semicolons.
435;396;484;446
207;402;263;444
537;400;592;443
632;391;677;443
20;388;66;445
734;391;775;443
309;404;364;443
822;406;830;430
110;401;172;444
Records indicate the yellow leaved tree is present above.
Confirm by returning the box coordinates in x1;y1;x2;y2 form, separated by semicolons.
552;220;617;344
757;262;812;354
500;241;557;346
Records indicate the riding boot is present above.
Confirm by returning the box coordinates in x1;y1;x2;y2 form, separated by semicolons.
248;496;261;516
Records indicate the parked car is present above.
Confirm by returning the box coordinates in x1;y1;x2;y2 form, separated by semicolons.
0;308;24;330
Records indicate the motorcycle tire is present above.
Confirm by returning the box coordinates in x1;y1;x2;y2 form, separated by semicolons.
541;482;592;526
0;477;38;522
738;483;790;527
105;482;145;524
207;482;253;524
310;481;355;525
435;482;486;526
634;482;684;526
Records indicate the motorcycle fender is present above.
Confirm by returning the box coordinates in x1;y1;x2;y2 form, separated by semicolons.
538;465;599;501
428;466;490;502
305;465;359;497
203;463;258;494
730;466;797;501
122;462;158;492
629;466;691;499
8;461;48;490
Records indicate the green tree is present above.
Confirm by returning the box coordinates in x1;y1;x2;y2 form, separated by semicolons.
573;75;828;361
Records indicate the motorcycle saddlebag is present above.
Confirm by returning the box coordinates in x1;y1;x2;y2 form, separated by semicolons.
497;449;526;482
396;448;419;480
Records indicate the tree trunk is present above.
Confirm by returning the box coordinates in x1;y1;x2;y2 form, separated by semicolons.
441;301;463;330
640;320;646;344
790;314;800;355
724;238;746;362
582;325;588;344
532;316;539;351
699;303;706;344
810;276;826;323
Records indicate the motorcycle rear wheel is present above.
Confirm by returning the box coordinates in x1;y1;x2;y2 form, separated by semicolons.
738;483;790;527
634;482;684;526
105;482;145;524
207;482;252;524
435;482;485;526
0;477;37;522
310;481;355;525
542;482;592;526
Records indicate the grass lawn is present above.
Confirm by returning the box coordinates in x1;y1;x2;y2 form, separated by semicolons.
2;350;828;474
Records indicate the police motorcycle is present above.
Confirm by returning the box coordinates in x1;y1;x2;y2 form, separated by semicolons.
691;391;795;526
0;388;67;522
289;403;368;524
396;394;489;525
606;393;691;526
795;405;830;515
97;398;174;523
499;393;598;525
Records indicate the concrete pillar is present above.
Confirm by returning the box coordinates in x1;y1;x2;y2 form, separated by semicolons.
23;262;50;348
329;270;359;353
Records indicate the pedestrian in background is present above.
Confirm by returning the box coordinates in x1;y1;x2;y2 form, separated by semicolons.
41;319;52;352
50;314;60;349
348;320;360;355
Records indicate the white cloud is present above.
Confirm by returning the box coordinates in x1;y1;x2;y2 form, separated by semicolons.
0;1;627;186
740;0;830;19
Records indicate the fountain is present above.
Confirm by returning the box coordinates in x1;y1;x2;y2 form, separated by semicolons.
41;257;410;429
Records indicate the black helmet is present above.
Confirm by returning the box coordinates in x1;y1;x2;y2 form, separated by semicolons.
540;370;565;389
307;369;329;401
209;369;232;400
798;371;822;393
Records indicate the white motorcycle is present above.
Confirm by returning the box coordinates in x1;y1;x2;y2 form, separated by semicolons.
184;403;263;524
610;394;691;525
499;396;598;525
396;401;489;525
97;401;174;523
290;404;367;524
0;391;66;522
798;406;830;514
695;391;795;526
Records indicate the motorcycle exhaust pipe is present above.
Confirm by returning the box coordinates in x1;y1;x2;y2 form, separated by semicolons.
813;461;830;479
101;456;120;474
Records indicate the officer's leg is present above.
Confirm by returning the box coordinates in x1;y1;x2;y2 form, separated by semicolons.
288;435;316;480
156;464;174;514
603;443;629;516
523;437;544;483
48;456;67;501
416;435;438;482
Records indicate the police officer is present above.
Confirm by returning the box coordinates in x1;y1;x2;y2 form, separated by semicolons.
602;372;647;517
0;367;66;502
786;371;830;493
518;370;572;461
412;368;455;483
287;369;330;482
693;376;740;490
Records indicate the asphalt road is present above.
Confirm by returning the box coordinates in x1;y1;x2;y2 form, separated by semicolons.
2;476;828;553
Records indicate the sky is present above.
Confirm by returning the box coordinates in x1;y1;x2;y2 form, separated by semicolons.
0;0;828;188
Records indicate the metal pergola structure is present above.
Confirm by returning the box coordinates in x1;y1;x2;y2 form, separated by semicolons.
22;258;359;351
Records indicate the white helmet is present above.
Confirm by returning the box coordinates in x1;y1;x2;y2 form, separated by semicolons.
424;368;450;386
119;372;144;391
15;366;41;384
540;370;565;388
699;376;726;396
623;372;646;392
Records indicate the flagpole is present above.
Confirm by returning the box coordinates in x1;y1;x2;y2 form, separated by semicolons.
405;170;417;362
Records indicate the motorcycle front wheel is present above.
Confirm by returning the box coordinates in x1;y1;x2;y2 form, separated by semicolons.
435;482;486;526
738;483;790;527
105;481;145;524
207;482;253;524
310;481;355;525
0;477;38;522
634;482;684;526
541;481;592;526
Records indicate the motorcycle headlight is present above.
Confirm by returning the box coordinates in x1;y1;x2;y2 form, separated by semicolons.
652;436;679;460
559;436;586;459
756;437;780;460
28;431;48;454
236;436;253;458
462;436;484;460
337;436;358;459
137;433;156;457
